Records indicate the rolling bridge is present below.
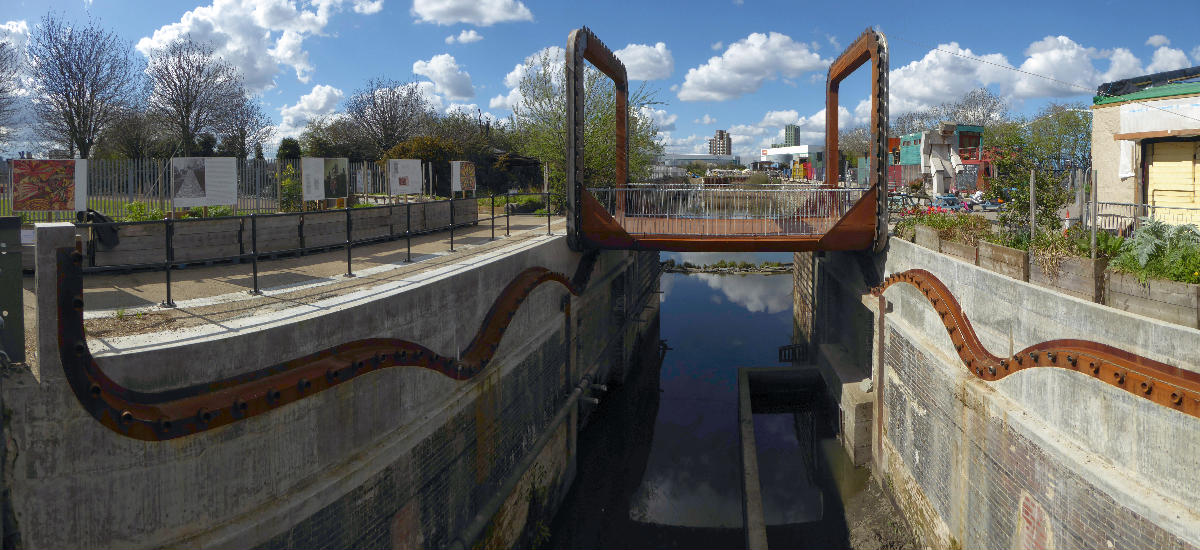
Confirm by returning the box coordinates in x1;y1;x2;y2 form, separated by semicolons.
564;27;890;253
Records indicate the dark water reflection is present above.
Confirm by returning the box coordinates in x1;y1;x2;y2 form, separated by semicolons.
551;260;852;548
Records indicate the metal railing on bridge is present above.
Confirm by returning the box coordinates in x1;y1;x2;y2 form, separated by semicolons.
589;185;870;237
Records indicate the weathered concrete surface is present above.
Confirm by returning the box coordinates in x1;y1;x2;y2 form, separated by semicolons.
801;237;1200;549
8;229;659;549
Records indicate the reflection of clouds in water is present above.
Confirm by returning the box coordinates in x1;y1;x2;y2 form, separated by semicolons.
695;273;791;314
659;274;675;303
710;294;722;304
631;474;741;528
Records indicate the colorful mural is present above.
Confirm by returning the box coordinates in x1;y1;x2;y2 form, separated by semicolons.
13;159;85;211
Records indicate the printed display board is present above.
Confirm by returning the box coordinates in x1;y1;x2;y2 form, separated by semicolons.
171;157;236;207
301;157;349;201
451;160;476;193
388;159;422;195
12;159;88;212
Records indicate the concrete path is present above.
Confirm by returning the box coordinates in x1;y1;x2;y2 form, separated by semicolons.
21;215;565;345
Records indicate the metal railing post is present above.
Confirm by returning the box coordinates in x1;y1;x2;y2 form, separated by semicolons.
405;200;412;262
490;192;496;240
506;194;511;236
1090;169;1098;260
162;218;175;307
449;197;456;252
344;207;355;277
546;190;552;235
250;214;261;294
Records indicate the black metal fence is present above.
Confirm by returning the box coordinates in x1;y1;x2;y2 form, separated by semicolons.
71;191;555;307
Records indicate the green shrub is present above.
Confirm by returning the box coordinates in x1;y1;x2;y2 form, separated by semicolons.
207;206;234;217
122;202;165;221
1110;218;1200;284
279;165;302;212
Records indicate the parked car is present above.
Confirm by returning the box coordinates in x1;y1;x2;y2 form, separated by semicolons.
978;199;1007;212
932;194;971;213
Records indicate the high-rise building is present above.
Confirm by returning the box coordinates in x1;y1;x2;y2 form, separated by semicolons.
784;124;799;147
708;130;732;155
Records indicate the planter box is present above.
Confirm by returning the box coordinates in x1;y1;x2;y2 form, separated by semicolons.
1030;253;1107;302
940;240;978;265
978;242;1029;281
1105;270;1200;328
915;225;940;251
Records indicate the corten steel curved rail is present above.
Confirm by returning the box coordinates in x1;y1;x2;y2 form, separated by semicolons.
873;269;1200;419
566;27;889;253
57;246;600;441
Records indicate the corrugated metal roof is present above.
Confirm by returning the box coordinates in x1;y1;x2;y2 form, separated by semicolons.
1093;82;1200;105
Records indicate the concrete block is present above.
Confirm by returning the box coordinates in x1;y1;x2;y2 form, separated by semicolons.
33;223;78;381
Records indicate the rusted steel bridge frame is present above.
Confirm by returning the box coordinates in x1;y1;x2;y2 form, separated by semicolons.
875;269;1200;419
566;27;627;252
825;28;890;253
57;245;600;441
565;27;889;252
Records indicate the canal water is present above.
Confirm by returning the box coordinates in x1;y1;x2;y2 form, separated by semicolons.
549;253;868;548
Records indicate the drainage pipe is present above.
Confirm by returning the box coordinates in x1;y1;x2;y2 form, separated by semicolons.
447;374;597;550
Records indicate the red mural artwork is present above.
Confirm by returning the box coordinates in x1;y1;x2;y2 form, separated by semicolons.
13;159;77;211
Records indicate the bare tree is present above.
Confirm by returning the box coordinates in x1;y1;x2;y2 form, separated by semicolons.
217;96;274;158
344;77;435;159
838;126;871;156
892;88;1010;136
147;38;244;156
0;41;18;146
26;14;139;158
94;104;169;159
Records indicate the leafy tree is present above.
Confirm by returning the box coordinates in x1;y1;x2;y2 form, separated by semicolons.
277;137;302;159
300;114;373;161
93;102;173;159
254;142;265;159
506;48;664;207
27;13;140;157
986;123;1070;235
1026;102;1091;170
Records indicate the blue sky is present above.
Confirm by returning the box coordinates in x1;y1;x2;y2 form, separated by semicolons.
3;0;1199;159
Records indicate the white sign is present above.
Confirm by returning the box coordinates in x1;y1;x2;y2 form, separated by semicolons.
388;159;422;194
301;157;325;201
173;157;240;207
1120;96;1200;135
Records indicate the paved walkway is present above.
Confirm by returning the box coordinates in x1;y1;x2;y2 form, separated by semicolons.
21;215;565;345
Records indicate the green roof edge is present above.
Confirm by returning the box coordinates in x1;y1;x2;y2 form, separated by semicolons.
1093;82;1200;105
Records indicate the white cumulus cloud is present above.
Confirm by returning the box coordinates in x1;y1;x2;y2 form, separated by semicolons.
1102;48;1144;82
615;42;674;80
489;46;563;111
277;84;344;136
413;53;474;100
1146;46;1191;74
136;0;384;92
1193;45;1200;64
411;0;532;26
640;106;677;131
1145;34;1170;47
678;32;826;101
445;29;483;44
710;41;723;51
695;114;716;124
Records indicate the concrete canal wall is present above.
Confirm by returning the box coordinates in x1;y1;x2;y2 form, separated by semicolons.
796;238;1200;549
7;225;659;549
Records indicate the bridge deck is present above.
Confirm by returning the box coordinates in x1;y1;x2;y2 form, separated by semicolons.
578;185;878;251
